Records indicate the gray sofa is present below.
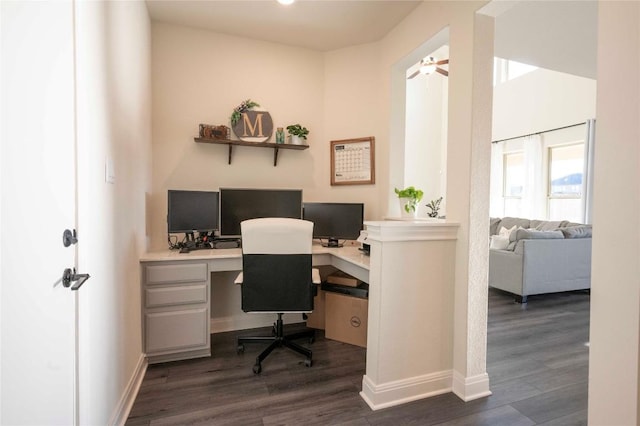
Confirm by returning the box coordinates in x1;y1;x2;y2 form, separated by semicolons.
489;217;592;303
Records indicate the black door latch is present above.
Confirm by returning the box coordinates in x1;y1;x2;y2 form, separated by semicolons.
62;268;90;291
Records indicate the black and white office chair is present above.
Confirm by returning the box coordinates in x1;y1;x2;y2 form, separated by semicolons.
235;217;321;374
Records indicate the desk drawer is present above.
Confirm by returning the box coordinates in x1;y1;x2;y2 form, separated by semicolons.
145;284;207;308
145;308;209;354
145;263;207;285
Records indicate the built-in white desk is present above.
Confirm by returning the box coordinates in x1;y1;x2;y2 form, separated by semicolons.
139;245;369;364
139;220;483;411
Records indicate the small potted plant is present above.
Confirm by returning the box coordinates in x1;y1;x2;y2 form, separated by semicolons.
425;196;443;218
286;124;309;145
394;186;424;218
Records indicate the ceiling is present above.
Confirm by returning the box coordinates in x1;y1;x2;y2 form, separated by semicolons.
145;0;422;52
146;0;597;79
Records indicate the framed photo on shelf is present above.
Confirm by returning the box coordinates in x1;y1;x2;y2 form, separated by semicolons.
330;136;375;185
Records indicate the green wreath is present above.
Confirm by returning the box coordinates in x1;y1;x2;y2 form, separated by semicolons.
230;99;260;126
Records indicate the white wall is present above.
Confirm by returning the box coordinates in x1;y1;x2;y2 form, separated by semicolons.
75;1;151;424
150;24;385;251
492;67;596;142
588;1;640;423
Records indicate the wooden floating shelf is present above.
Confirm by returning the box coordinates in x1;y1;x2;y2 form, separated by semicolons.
194;137;309;166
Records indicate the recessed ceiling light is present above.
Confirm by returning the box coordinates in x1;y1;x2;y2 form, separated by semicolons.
277;0;295;5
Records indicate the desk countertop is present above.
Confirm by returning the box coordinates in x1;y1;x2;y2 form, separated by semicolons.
140;244;370;270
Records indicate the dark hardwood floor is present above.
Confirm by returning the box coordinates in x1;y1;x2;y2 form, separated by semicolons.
127;289;590;425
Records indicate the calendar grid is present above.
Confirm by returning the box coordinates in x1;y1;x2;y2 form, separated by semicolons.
330;137;375;185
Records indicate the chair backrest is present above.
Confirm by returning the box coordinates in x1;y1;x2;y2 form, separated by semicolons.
240;218;314;312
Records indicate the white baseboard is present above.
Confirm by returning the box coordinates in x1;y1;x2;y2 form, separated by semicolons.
452;371;492;402
110;353;148;426
359;370;452;410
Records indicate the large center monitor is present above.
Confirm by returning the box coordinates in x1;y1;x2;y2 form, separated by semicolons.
219;188;303;238
167;190;219;234
302;202;364;247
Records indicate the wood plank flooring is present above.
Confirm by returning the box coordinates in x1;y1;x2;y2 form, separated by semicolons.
127;289;590;425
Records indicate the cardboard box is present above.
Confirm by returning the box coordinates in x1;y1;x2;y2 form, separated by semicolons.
325;292;368;348
326;270;361;287
306;289;326;329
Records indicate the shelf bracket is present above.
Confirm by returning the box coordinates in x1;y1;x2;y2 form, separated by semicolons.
273;147;279;167
227;144;233;164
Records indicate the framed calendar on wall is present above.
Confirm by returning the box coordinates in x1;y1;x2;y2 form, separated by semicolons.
330;136;375;185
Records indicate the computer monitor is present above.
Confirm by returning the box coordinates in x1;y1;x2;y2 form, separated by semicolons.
167;190;219;234
302;202;364;247
219;188;303;238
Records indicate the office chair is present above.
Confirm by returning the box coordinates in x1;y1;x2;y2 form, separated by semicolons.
235;217;320;374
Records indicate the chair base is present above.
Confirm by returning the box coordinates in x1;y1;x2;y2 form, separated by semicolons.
237;313;315;374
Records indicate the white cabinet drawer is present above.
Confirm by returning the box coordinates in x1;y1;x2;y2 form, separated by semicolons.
145;263;207;285
145;284;207;308
145;308;209;354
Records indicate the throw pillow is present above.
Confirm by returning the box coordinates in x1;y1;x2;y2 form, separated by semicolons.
489;235;510;250
499;225;517;238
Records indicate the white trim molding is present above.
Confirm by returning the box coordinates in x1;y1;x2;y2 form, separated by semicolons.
110;354;148;426
452;371;492;402
364;219;460;242
360;371;453;410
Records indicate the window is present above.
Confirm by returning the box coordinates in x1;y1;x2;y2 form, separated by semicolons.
490;124;589;221
547;143;584;221
493;57;538;86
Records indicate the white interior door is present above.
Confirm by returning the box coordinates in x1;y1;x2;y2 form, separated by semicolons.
1;1;79;424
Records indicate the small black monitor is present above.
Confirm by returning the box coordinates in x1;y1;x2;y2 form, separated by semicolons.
167;190;219;234
303;202;364;247
219;188;303;238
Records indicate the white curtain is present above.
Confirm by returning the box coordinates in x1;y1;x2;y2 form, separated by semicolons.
582;119;596;224
522;134;544;220
489;141;504;218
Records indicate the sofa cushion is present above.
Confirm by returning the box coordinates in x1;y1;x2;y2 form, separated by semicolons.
506;228;564;250
535;220;568;231
499;217;531;231
514;229;565;240
561;225;593;239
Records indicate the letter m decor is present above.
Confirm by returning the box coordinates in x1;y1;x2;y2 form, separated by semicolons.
232;110;274;143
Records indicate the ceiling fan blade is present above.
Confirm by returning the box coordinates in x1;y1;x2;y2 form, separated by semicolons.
407;70;420;79
435;59;449;65
436;67;449;77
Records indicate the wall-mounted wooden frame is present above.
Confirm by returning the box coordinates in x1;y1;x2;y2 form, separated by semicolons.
330;136;375;185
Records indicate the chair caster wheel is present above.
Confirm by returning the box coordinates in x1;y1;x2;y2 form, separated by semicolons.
253;364;262;374
304;359;312;368
237;344;244;354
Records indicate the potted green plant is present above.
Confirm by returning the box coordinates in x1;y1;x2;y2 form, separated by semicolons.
286;124;309;145
394;186;424;218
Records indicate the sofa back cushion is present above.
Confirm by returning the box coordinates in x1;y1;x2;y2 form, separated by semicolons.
499;217;531;232
561;225;593;239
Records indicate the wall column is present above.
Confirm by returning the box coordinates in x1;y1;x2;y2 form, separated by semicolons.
360;220;459;410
